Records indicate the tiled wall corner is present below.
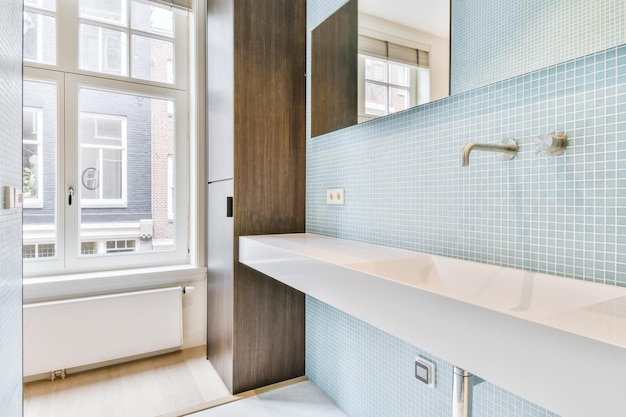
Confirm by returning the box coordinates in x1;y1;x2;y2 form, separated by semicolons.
0;0;24;416
451;0;625;94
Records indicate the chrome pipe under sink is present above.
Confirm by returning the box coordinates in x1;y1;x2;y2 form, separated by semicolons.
453;366;485;417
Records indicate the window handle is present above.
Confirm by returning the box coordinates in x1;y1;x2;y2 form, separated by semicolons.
68;187;74;206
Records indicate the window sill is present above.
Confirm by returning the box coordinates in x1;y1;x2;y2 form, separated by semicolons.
23;264;207;303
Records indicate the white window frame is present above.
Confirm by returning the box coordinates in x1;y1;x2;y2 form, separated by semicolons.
358;54;419;122
23;107;44;209
167;154;174;220
22;0;193;278
79;112;128;208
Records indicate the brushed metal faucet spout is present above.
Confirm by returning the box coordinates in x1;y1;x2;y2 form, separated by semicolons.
461;138;517;167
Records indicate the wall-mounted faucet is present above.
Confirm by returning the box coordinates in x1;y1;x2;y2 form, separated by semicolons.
461;138;517;167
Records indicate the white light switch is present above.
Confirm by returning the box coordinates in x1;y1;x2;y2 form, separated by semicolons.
415;357;435;387
326;188;345;205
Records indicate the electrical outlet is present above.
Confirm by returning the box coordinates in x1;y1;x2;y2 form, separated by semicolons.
326;188;345;205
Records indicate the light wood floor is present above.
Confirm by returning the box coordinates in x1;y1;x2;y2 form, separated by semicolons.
24;346;231;417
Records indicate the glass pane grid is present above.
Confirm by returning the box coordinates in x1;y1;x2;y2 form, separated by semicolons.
23;1;187;271
79;23;128;76
77;0;177;84
105;239;136;253
130;1;174;38
389;87;410;114
364;57;387;83
81;241;99;255
23;245;37;259
131;34;174;83
23;11;57;65
363;59;419;116
388;62;410;87
364;82;388;116
37;243;56;258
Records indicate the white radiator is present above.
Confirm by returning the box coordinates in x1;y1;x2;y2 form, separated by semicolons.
23;287;184;378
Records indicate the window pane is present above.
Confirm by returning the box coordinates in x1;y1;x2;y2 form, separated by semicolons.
23;12;56;65
37;243;56;258
131;1;173;37
131;35;174;83
78;88;175;255
106;239;135;253
79;24;128;76
23;80;57;259
389;63;410;87
81;241;98;255
24;0;56;11
365;57;387;83
364;82;387;116
79;0;127;26
389;87;410;113
23;244;37;259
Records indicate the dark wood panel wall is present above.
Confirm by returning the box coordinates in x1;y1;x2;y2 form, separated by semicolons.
311;0;358;137
207;0;306;394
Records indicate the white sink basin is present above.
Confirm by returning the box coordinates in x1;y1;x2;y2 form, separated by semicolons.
239;233;626;417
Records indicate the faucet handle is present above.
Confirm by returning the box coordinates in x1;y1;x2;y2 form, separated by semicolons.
535;132;568;156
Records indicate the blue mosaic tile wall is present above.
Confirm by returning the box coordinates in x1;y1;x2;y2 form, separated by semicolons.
0;0;23;415
308;46;626;287
452;0;625;94
306;297;559;417
305;1;626;416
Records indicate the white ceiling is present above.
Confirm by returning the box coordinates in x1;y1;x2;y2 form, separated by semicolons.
359;0;450;39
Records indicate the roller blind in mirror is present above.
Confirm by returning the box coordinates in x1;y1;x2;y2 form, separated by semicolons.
359;35;429;68
150;0;192;10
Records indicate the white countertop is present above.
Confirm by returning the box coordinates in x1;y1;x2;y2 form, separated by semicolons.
239;233;626;417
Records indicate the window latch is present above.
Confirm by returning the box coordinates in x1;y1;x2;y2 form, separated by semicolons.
68;186;74;206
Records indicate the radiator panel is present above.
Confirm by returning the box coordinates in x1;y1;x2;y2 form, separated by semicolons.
23;287;183;377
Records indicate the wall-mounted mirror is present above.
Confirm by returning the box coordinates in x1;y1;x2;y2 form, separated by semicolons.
311;0;450;137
